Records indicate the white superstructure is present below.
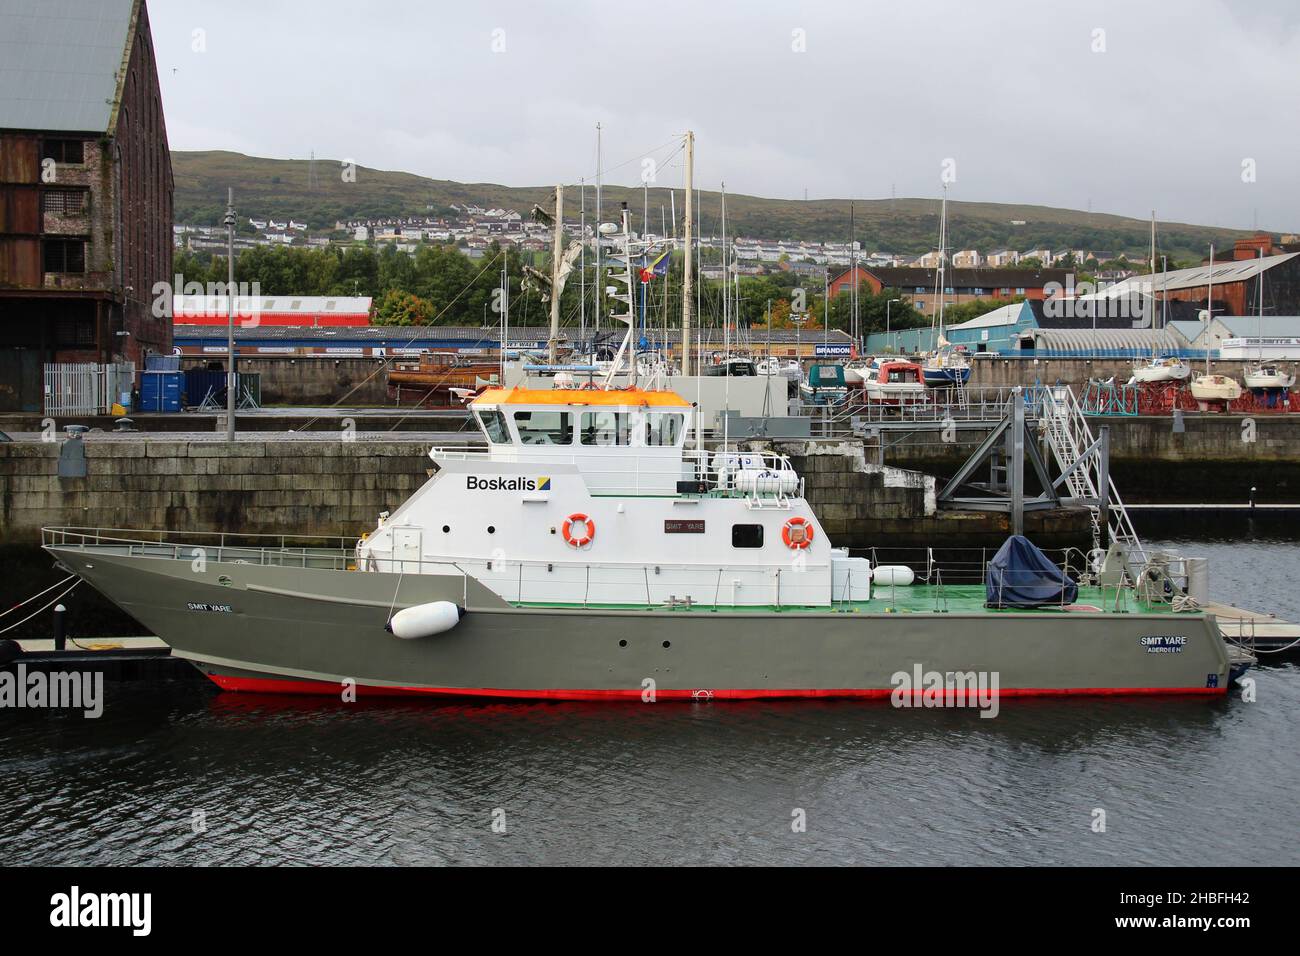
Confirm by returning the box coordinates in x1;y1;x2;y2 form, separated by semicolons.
356;384;867;608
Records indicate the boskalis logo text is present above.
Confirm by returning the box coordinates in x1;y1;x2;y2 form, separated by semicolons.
466;475;551;492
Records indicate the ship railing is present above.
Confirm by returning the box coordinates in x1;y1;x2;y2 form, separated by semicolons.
42;526;361;571
867;544;1156;610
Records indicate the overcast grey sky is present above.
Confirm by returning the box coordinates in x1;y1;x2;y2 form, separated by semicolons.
151;0;1300;230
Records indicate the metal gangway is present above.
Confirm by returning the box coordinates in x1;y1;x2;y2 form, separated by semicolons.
1028;385;1143;557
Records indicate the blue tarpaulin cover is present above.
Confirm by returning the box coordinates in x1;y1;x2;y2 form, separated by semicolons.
985;535;1078;609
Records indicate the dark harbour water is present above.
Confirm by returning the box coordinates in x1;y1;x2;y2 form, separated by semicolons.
1;534;1298;866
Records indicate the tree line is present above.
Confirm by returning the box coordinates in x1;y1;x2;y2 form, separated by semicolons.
174;241;981;339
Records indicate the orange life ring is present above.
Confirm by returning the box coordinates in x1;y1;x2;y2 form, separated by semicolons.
562;513;595;548
782;516;814;550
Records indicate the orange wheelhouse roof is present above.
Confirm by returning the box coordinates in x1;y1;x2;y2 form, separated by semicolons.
472;386;691;408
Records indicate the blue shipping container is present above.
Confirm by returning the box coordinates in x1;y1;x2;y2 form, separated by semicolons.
139;371;183;412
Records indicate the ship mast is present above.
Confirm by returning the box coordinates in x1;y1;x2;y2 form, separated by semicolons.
547;184;564;364
601;204;638;390
1205;244;1214;376
681;131;694;376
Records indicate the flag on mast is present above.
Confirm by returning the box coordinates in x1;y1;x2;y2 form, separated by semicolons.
639;249;671;284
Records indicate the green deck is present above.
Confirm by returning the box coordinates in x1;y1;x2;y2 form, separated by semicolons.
513;584;1182;615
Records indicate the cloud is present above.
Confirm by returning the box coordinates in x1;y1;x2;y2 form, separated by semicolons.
150;0;1300;230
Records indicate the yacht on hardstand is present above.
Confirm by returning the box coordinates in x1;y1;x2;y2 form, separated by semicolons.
859;357;927;405
1131;356;1192;384
44;371;1243;700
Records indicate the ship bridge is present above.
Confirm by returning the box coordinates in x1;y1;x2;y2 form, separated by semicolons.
431;385;798;501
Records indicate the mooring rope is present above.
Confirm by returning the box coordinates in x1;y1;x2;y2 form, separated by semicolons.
0;575;77;621
0;579;80;635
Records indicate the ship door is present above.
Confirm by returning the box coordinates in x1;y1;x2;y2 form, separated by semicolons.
391;527;423;573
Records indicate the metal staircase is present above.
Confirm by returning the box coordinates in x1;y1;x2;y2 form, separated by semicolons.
1032;386;1143;556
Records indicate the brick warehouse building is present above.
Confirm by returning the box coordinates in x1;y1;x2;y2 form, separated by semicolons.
829;265;1068;316
0;0;172;411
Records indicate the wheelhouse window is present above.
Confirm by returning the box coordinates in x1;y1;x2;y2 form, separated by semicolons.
645;412;684;447
43;239;85;274
514;410;572;445
477;408;510;444
581;411;632;446
732;524;764;548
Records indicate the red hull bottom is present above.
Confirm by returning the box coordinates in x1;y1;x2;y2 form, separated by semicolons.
206;673;1225;700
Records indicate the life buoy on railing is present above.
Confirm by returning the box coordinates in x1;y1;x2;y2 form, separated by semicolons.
781;516;814;550
562;513;595;548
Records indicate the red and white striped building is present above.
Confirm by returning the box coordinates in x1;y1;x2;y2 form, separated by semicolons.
172;295;372;327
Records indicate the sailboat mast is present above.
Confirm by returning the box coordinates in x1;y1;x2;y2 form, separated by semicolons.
937;186;948;340
1149;211;1156;275
1206;244;1214;375
595;123;603;337
579;179;586;348
681;131;694;376
850;201;857;351
1258;247;1264;364
721;182;728;343
547;184;564;364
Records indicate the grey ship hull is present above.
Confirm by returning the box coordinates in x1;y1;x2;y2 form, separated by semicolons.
46;546;1233;700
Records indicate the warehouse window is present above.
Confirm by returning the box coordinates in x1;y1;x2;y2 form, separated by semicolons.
43;239;86;273
55;314;95;346
41;139;85;165
42;189;88;215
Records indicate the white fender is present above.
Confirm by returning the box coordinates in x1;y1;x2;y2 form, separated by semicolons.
872;565;915;587
386;601;464;639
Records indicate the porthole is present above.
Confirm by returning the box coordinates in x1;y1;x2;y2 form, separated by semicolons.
662;641;671;649
487;526;496;534
619;639;628;648
442;525;450;533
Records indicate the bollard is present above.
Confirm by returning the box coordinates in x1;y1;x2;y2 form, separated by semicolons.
53;603;67;651
1250;486;1257;511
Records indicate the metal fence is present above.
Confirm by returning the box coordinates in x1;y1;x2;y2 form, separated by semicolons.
43;362;135;416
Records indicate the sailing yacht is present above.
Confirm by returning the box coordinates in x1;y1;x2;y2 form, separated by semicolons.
1189;245;1243;407
1132;357;1191;383
1242;250;1295;397
1131;218;1190;384
920;188;971;387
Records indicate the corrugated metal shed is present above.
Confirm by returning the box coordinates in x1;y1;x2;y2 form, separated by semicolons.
1217;316;1300;337
0;0;136;132
1167;320;1207;345
1023;328;1185;353
946;301;1026;331
1079;253;1298;298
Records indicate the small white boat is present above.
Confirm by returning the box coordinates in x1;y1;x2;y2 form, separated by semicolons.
756;357;801;383
1244;364;1295;392
862;358;927;405
1132;357;1191;383
1189;373;1242;405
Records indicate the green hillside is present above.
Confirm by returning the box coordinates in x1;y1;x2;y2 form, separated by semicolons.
173;150;1256;260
